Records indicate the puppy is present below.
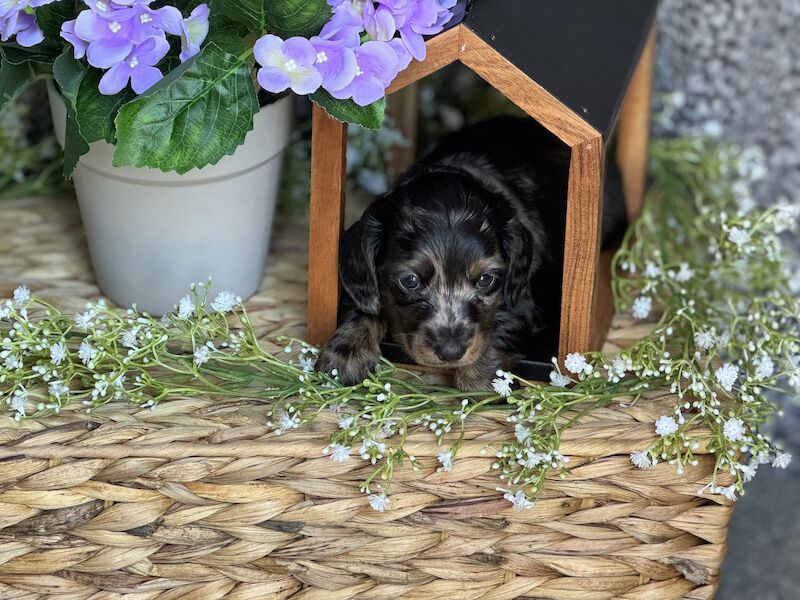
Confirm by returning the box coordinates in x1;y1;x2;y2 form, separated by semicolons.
316;116;625;390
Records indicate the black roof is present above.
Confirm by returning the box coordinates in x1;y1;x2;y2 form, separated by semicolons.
462;0;658;138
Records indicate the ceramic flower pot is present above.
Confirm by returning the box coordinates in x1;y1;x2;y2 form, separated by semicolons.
47;83;293;316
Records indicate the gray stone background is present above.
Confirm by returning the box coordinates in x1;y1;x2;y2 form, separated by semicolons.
655;1;799;598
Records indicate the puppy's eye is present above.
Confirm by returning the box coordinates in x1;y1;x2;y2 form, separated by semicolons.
399;274;420;290
476;273;495;290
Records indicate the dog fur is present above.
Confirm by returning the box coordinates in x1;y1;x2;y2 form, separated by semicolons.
315;116;625;390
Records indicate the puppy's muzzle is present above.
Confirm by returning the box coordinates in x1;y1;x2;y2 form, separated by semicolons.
428;324;471;363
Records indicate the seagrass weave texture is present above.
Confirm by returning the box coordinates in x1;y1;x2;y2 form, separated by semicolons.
0;196;733;599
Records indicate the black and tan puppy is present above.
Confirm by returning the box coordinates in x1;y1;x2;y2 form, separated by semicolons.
316;116;624;390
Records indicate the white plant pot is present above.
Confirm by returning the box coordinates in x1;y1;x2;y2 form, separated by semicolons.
47;83;293;316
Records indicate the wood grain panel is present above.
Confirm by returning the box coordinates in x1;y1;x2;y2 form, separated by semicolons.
558;137;604;358
386;27;461;95
591;249;617;351
457;26;600;148
616;24;656;223
307;105;347;346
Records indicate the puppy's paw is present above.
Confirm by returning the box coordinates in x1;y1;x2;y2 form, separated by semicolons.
453;347;514;392
453;362;499;392
315;342;381;386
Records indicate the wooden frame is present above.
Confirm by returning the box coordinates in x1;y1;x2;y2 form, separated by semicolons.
307;22;655;367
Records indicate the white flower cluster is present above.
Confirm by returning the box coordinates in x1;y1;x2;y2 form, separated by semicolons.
490;403;570;501
1;282;259;421
492;370;514;397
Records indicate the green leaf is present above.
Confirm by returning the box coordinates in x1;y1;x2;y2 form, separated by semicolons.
1;41;62;65
61;112;89;178
76;69;135;143
36;0;76;40
264;0;331;38
52;51;90;178
113;42;259;174
310;88;386;130
0;57;38;113
213;0;267;31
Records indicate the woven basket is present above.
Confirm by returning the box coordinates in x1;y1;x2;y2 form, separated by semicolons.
0;196;733;599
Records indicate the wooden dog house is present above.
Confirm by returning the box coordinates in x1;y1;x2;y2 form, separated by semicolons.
307;0;658;377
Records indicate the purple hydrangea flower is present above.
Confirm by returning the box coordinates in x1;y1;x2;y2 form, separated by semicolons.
73;10;140;68
177;4;209;62
363;2;395;42
328;0;366;13
254;34;323;95
318;6;363;46
309;36;357;93
83;0;138;21
388;36;411;70
71;4;179;69
329;39;399;106
111;0;156;6
98;34;168;94
378;0;454;60
60;20;88;59
0;0;57;47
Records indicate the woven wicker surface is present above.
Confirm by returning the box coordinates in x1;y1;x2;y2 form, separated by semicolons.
0;195;732;599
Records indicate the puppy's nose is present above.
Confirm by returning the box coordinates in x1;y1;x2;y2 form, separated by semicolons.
433;340;466;362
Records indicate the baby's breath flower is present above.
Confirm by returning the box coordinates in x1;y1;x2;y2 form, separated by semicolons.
211;291;240;313
514;423;531;444
772;452;792;469
524;451;548;468
643;262;661;279
121;328;139;349
694;330;715;350
630;450;653;469
727;226;751;248
715;363;739;392
723;417;746;442
655;415;679;437
298;355;316;372
609;356;628;381
631;296;652;320
177;295;195;319
194;346;211;367
3;353;22;370
753;355;774;380
50;342;67;365
717;484;738;502
739;462;758;482
674;262;694;283
368;493;391;512
503;489;534;512
338;415;354;429
12;285;30;307
492;370;513;397
10;386;28;417
48;380;69;399
74;311;94;330
274;410;300;434
328;443;351;463
78;339;98;366
564;353;590;375
93;377;109;399
773;204;799;233
549;371;571;387
437;450;453;472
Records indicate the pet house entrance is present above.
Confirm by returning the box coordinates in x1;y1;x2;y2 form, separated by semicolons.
307;0;657;380
342;64;573;374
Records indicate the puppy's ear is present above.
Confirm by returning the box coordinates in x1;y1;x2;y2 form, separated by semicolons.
339;208;383;315
501;218;534;307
